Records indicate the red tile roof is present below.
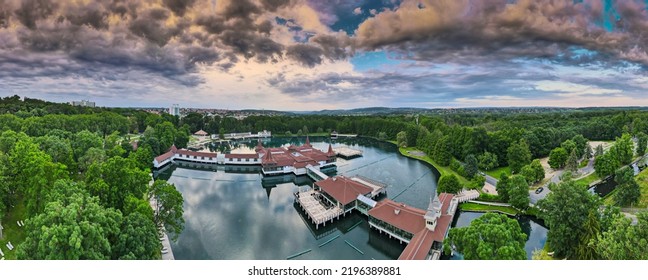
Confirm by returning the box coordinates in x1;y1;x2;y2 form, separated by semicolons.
316;176;373;205
176;149;217;158
368;199;427;235
260;143;334;168
154;145;178;163
194;130;208;136
398;228;436;260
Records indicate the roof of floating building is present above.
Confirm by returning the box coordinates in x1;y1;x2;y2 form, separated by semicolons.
259;136;335;168
315;176;374;205
368;193;456;260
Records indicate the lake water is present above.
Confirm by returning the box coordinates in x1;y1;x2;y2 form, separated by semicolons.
154;137;441;260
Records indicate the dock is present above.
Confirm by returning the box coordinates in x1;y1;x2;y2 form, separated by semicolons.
333;146;363;159
330;132;357;138
295;189;343;229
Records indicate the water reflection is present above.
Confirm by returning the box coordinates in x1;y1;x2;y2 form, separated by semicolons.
156;137;438;259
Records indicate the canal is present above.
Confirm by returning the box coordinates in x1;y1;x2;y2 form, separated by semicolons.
154;136;441;260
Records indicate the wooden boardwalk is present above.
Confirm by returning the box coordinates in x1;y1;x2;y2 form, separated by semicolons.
333;146;363;158
295;189;342;229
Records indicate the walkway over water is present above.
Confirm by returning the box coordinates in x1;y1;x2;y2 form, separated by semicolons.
306;165;329;181
295;189;342;229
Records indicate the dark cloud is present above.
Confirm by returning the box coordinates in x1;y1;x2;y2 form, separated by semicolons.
286;44;323;67
163;0;196;16
14;0;58;29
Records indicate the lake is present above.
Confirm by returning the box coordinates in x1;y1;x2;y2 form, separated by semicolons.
154;136;442;259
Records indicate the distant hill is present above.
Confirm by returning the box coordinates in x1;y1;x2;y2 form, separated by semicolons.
292;106;648;116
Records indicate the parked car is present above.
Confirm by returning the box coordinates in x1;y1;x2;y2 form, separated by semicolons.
535;187;544;194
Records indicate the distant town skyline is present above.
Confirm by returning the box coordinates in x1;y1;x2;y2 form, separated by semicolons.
2;0;648;110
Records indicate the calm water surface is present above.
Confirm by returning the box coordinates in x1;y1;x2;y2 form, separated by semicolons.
155;137;440;260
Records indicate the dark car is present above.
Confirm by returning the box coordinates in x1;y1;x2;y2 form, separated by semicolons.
535;187;544;194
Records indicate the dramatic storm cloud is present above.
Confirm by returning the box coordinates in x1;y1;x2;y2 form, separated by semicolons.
1;0;648;109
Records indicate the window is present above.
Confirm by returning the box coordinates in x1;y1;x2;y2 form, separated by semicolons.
229;158;233;162
201;157;205;160
193;156;197;159
237;158;241;162
245;158;249;162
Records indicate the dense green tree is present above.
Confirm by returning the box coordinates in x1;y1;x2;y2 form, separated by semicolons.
396;131;407;147
571;135;588;159
577;211;601;260
636;132;647;156
530;159;545;183
78;147;107;174
113;212;161;260
17;180;122;260
585;144;593;160
445;213;526;260
561;139;577;155
610;133;634;165
72;130;103;160
437;174;462;194
595;144;604;157
520;165;535;185
477;152;498;171
8;139;67;214
509;175;529;209
613;167;640;207
595;211;648;260
464;154;478;178
377;131;387;140
129;146;154;171
565;149;579;173
85;157;150;211
149;180;185;241
36;135;75;171
497;174;511;202
548;147;568;169
507;139;531;174
433;136;452;166
0;130;29;153
595;152;618;178
180;112;205;133
537;180;600;259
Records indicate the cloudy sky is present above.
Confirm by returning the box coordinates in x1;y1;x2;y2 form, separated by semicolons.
1;0;648;110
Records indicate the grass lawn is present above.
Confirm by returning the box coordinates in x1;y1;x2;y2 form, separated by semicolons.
459;202;519;216
574;172;600;189
484;166;511;179
397;146;470;186
1;199;27;260
578;160;589;168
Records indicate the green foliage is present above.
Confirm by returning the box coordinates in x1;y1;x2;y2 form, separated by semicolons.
537;179;601;259
449;158;466;177
114;212;161;260
610;133;634;165
72;130;103;161
377;131;387;140
509;175;530;209
445;213;526;260
636;132;647;156
548;147;568;169
561;139;577;155
520;165;536;185
571;135;588;159
565;149;579;173
17;180;122;260
530;159;545;183
577;211;600;260
129;145;154;171
497;173;511;202
464;154;478;178
595;152;618;178
78;147;107;173
469;175;486;190
507;139;531;174
595;211;648;260
595;144;604;157
613;167;640;206
396;131;407;147
585;144;593;159
85;156;150;211
477;152;498;171
149;180;185;241
433;136;452;166
437;174;462;194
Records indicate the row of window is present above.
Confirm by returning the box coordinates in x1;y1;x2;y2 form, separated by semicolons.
176;154;259;162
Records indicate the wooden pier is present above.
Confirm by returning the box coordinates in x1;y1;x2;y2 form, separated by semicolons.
295;189;343;229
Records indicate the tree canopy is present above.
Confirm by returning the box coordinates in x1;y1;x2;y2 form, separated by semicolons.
445;213;527;260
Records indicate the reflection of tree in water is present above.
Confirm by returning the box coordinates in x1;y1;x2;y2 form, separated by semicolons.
516;216;532;242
